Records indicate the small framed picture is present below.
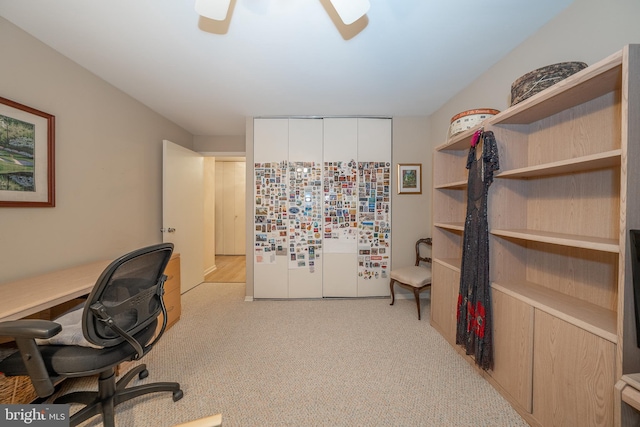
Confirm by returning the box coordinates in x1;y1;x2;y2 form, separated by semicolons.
397;163;421;195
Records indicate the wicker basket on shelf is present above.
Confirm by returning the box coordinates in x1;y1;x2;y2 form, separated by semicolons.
510;61;588;105
0;374;38;404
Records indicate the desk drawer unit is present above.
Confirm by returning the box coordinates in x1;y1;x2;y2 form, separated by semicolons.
161;255;181;331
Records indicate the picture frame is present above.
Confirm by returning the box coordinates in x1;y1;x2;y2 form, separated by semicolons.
397;163;421;195
0;96;55;207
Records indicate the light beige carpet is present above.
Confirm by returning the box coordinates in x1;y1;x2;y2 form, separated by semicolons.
56;282;528;427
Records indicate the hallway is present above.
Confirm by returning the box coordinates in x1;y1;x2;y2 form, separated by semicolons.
205;256;246;283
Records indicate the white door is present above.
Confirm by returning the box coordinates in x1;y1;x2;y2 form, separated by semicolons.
215;161;246;255
322;118;358;297
162;140;205;293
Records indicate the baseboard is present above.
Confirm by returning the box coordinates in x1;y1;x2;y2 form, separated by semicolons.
247;295;426;301
204;265;217;276
393;292;431;300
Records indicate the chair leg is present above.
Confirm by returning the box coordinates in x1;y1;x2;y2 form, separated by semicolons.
389;279;396;306
60;369;118;427
55;366;182;427
413;288;421;320
67;400;107;427
101;397;116;427
115;364;147;391
115;382;182;406
54;391;97;406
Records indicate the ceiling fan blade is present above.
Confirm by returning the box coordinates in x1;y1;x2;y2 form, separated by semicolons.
329;0;371;25
195;0;232;21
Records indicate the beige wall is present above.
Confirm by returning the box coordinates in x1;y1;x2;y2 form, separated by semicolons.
429;0;640;143
204;157;216;275
391;117;431;270
0;17;193;283
194;135;245;154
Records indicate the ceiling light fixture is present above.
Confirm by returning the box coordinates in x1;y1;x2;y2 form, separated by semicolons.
329;0;370;25
194;0;231;21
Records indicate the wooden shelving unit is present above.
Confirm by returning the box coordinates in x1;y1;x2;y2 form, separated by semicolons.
431;45;640;427
491;280;617;343
495;149;621;179
490;229;620;253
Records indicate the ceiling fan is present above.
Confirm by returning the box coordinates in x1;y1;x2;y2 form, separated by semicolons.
194;0;371;25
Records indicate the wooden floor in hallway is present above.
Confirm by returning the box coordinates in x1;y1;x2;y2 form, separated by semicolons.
205;255;246;283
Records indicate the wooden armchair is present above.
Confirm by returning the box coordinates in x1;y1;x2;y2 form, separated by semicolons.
389;238;432;320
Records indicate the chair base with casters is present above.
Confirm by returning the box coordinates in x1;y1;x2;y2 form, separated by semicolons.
55;363;183;427
389;238;432;320
0;312;183;427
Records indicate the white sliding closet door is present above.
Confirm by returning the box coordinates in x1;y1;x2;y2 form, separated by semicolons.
356;118;392;297
287;119;323;298
253;118;289;298
322;118;358;297
253;117;391;299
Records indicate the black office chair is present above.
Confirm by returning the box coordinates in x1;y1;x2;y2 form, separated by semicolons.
0;243;183;427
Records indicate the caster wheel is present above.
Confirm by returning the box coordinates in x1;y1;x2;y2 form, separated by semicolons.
138;369;149;380
173;389;184;402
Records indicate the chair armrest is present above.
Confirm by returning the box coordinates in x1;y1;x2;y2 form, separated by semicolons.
0;320;61;398
0;319;62;339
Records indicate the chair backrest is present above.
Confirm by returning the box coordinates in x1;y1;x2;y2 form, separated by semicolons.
82;243;174;349
415;238;432;267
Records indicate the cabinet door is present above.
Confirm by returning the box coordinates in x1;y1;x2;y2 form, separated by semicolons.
430;261;459;345
533;310;615;427
490;289;533;413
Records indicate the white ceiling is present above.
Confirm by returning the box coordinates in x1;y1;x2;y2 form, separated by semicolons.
0;0;573;137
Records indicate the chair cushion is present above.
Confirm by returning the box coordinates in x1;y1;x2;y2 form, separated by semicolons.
390;265;432;288
35;305;101;349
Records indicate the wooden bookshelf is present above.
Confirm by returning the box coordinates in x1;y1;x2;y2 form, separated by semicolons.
431;45;640;427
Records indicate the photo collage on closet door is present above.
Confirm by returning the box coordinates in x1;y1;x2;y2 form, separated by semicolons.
358;162;391;280
254;159;390;279
288;162;323;272
254;161;288;264
323;160;358;244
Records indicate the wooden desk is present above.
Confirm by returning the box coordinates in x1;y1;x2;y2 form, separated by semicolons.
0;260;112;323
0;254;181;324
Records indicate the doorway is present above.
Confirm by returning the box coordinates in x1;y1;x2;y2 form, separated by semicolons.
208;157;246;283
204;255;246;282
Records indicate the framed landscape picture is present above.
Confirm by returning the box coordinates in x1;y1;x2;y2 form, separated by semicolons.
0;96;55;207
397;163;421;195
